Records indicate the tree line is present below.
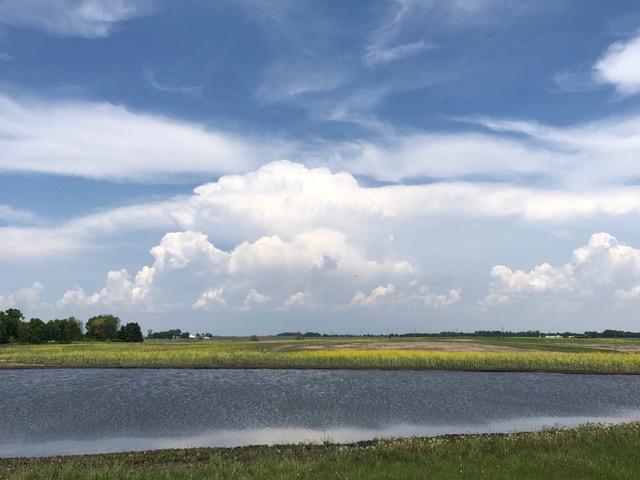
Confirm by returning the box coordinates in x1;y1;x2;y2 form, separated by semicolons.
0;309;143;344
276;329;640;339
147;329;214;340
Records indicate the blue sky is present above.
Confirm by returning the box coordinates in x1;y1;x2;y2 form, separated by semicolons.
3;0;640;335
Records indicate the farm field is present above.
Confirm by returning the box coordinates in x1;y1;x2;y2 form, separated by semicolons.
2;422;640;480
2;336;640;373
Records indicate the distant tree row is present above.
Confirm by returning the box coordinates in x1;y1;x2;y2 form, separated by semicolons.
276;329;640;339
147;328;184;339
146;329;214;340
0;309;143;344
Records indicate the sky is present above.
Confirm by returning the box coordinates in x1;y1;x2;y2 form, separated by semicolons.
3;0;640;335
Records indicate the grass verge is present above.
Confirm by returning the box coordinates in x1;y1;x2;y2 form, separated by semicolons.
2;422;640;479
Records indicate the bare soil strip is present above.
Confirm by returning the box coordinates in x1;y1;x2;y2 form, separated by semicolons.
300;341;535;353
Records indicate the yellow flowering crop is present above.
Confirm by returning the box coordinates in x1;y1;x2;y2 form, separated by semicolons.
2;339;640;374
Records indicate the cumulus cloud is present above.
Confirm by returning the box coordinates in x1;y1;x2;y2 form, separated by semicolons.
593;33;640;95
418;287;462;310
242;289;271;310
284;291;306;307
351;284;461;310
482;233;640;307
57;267;154;310
0;0;156;38
351;284;396;307
0;282;44;311
56;227;457;314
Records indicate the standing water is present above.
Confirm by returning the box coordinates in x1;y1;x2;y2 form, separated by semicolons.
1;368;639;457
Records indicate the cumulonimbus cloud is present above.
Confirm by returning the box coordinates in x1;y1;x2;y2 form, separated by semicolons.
5;161;640;262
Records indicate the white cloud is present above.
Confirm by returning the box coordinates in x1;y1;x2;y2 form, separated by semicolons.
418;287;462;310
593;33;640;95
329;132;561;183
0;282;44;311
242;289;271;310
482;233;640;307
255;58;350;102
0;0;156;38
57;228;432;313
0;204;39;224
465;115;640;187
284;291;306;307
7;161;640;262
0;93;270;182
364;40;438;66
351;284;461;310
193;288;226;309
7;87;640;188
615;285;640;300
144;69;203;97
365;0;510;59
0;52;14;62
57;267;154;310
351;284;396;307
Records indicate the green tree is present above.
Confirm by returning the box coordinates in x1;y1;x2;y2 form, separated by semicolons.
116;322;144;342
64;316;84;342
30;318;47;343
0;308;24;343
17;322;29;343
124;322;144;342
85;314;120;341
116;325;127;342
47;317;83;343
46;319;63;342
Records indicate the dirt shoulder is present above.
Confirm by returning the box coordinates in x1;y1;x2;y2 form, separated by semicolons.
300;341;536;354
0;361;42;369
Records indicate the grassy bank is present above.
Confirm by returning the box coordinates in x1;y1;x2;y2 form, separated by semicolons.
2;422;640;479
2;338;640;373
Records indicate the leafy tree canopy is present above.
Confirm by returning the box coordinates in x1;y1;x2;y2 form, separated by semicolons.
85;314;121;341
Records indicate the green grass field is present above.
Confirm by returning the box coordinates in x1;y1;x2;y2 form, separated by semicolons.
2;422;640;479
2;337;640;373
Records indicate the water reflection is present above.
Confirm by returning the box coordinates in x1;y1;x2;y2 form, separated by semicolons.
1;369;640;457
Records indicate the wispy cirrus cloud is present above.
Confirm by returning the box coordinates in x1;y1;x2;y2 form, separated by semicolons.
364;39;439;66
7;87;640;188
254;58;352;103
0;0;157;38
144;68;203;97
